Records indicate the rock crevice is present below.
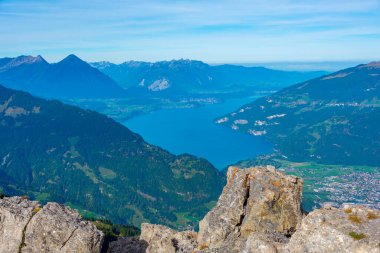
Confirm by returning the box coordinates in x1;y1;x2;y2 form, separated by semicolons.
18;204;39;253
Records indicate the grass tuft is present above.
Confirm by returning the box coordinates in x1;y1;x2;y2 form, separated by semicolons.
348;214;362;224
349;231;366;240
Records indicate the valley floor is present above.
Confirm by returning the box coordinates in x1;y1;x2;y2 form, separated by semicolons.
236;157;380;212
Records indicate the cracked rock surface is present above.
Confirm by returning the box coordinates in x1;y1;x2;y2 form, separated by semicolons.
0;197;103;253
0;197;39;253
197;165;303;250
136;166;380;253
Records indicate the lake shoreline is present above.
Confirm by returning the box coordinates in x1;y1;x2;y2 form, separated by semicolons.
123;96;274;170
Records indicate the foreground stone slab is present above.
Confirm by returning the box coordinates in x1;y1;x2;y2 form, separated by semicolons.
285;205;380;253
0;197;39;253
0;197;104;253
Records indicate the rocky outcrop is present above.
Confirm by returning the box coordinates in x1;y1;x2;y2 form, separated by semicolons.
139;224;197;253
197;166;303;250
137;166;380;253
1;166;379;252
285;204;380;253
0;196;104;253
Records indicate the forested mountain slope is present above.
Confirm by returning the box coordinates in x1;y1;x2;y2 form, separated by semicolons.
0;84;225;227
217;62;380;166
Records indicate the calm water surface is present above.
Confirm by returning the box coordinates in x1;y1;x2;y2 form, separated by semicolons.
124;97;273;169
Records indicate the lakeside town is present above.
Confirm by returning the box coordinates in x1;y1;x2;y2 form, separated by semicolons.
280;166;380;210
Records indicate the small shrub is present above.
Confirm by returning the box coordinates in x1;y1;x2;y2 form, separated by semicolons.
349;231;366;240
199;244;209;250
348;214;362;224
367;212;379;220
32;206;42;215
87;218;140;238
344;208;352;214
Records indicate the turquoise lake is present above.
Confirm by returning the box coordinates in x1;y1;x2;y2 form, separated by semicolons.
124;97;273;170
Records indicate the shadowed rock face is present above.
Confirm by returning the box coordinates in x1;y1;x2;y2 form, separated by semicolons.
136;166;380;253
106;237;148;253
0;197;104;253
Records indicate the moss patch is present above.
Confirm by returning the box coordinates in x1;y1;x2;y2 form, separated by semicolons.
349;231;366;240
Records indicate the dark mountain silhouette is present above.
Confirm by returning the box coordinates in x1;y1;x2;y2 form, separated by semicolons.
0;55;126;99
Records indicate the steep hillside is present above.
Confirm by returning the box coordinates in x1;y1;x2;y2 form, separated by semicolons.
91;59;327;96
217;62;380;166
0;55;126;99
0;85;225;227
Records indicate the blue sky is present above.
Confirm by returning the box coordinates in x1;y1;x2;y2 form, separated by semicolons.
0;0;379;63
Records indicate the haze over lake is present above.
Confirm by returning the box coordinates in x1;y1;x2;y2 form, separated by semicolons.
124;96;273;169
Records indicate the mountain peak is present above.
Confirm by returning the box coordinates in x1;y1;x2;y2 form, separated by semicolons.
56;54;94;70
361;61;380;69
14;55;47;64
12;55;46;65
61;54;82;62
0;55;48;71
35;55;47;63
58;54;89;67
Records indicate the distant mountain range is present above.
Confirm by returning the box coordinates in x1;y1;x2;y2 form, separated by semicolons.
0;55;126;99
217;62;380;166
0;55;328;102
91;59;328;97
0;84;225;227
0;55;329;119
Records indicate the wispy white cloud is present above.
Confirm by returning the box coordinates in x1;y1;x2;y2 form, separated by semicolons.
0;0;379;62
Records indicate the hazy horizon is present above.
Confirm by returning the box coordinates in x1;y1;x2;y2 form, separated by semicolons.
4;53;370;72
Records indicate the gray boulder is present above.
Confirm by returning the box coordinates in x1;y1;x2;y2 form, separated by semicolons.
139;223;197;253
0;197;39;253
285;204;380;253
0;197;104;253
